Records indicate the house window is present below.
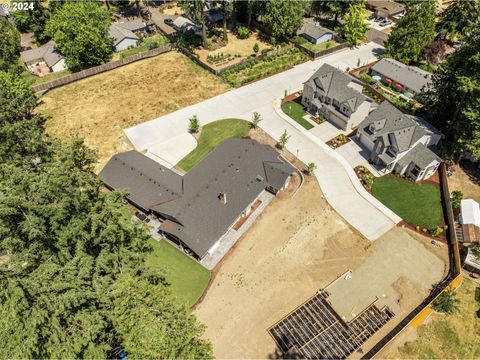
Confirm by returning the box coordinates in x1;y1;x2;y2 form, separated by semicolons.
386;146;397;157
410;165;420;177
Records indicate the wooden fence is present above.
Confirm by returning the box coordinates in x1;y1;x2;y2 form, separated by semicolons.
32;44;173;93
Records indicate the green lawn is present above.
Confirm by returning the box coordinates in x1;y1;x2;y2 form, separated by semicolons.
145;239;211;307
178;118;251;171
372;176;443;229
112;34;170;61
293;36;339;53
21;69;72;86
282;101;313;130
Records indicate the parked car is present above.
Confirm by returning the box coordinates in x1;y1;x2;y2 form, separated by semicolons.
375;16;385;22
379;19;392;27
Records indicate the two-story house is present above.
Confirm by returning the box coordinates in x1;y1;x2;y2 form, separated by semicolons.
301;64;373;131
356;101;443;181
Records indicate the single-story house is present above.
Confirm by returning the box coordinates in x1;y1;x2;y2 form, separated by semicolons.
296;18;334;45
99;138;295;260
150;12;179;36
301;64;373;131
371;58;433;96
109;19;147;52
460;199;480;244
366;0;405;19
356;101;442;181
20;40;67;76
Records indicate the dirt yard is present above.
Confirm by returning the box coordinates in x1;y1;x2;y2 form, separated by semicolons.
193;178;449;359
37;52;230;171
196;31;271;69
448;161;480;202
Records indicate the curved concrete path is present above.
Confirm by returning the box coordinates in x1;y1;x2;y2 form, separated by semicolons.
124;42;398;240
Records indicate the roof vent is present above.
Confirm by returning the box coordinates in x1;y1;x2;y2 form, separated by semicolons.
256;175;264;182
218;192;227;204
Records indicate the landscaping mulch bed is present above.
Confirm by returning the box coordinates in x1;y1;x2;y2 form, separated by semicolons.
326;133;350;149
354;165;375;191
310;116;325;124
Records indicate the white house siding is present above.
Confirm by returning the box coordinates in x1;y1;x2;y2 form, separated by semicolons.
51;58;67;73
315;33;333;44
114;38;138;52
348;101;372;130
422;160;440;180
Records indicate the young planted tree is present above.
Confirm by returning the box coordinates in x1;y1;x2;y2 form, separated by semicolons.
306;162;317;175
189;115;200;133
278;129;290;150
423;30;480;160
0;18;20;72
251;111;262;128
385;1;435;64
45;2;113;71
437;0;480;40
262;0;304;38
340;1;370;47
253;42;259;54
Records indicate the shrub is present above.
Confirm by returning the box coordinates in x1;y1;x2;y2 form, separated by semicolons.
433;289;458;314
237;26;250;39
451;190;463;209
188;115;200;133
270;36;277;47
253;42;259;54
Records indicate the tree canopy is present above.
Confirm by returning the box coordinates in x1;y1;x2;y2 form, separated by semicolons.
423;30;480;160
45;1;113;71
437;0;480;41
262;0;305;38
0;17;20;72
9;1;58;42
311;0;349;27
340;1;369;47
385;1;436;64
0;69;213;357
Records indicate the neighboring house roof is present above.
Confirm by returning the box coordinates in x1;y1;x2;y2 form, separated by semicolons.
396;142;441;169
100;139;295;258
461;199;480;227
297;18;333;40
150;12;179;35
367;0;405;16
306;63;368;113
20;40;64;67
116;18;146;32
366;28;388;46
371;58;433;94
358;101;441;153
109;21;142;46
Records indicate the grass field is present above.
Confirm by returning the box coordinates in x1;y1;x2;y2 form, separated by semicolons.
392;278;480;359
37;51;230;171
177;118;250;171
281;101;313;130
146;239;211;307
372;176;443;229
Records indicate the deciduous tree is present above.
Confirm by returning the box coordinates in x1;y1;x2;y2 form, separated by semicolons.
340;1;369;47
262;0;304;38
385;1;435;64
46;2;113;71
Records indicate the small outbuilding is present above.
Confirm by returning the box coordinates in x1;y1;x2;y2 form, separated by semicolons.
296;18;334;45
20;40;67;76
109;19;147;52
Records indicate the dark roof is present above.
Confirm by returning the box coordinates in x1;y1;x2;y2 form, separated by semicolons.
297;18;333;40
100;139;295;258
371;58;432;93
306;64;368;113
367;0;405;15
20;40;64;67
150;12;179;35
99;150;183;211
358;101;441;153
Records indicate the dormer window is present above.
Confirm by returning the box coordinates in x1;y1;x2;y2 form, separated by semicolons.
369;124;376;133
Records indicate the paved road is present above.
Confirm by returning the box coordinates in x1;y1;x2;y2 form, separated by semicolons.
125;42;400;241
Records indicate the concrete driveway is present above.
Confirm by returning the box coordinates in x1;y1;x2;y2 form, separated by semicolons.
124;42;399;241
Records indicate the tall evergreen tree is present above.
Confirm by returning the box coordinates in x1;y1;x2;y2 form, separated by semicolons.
0;18;20;72
437;0;480;40
424;30;480;160
340;1;369;47
385;1;436;64
262;0;304;38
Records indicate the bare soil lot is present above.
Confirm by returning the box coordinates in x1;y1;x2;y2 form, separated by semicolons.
37;52;230;170
448;161;480;202
193;179;448;359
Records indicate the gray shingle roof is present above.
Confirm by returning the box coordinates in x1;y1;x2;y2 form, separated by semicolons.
367;0;405;16
371;58;432;93
358;101;441;153
100;139;295;258
109;22;140;46
306;63;368;112
297;18;333;40
396;142;441;169
20;40;64;67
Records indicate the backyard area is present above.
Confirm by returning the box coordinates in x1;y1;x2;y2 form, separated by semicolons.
177;118;251;171
221;47;308;87
145;239;211;307
37;51;230;171
281;101;313;130
390;278;480;359
111;34;170;61
372;176;443;229
293;36;339;53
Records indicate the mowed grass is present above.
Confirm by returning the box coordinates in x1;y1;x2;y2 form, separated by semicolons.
372;176;443;229
392;278;480;359
178;118;250;171
37;51;230;171
281;101;313;130
146;239;211;307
